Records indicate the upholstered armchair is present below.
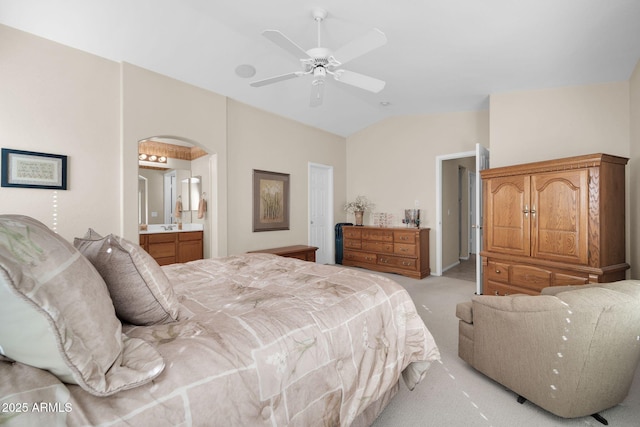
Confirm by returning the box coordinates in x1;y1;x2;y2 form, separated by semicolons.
456;280;640;424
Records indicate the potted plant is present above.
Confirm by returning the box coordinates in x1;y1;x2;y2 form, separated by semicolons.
344;195;374;226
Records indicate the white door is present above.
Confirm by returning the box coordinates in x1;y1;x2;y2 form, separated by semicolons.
309;163;334;264
469;171;476;254
475;143;490;294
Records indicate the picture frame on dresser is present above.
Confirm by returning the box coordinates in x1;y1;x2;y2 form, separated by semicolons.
1;148;68;190
252;169;290;232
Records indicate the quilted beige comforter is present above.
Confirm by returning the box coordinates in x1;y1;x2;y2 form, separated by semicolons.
0;253;439;426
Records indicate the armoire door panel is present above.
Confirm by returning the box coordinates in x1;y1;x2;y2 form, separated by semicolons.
531;170;588;264
485;175;530;256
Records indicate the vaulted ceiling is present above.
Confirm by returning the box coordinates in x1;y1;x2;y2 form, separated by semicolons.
2;0;640;136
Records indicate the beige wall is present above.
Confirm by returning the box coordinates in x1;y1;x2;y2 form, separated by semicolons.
226;99;346;254
121;63;229;256
346;110;490;271
489;82;630;167
0;25;121;239
630;59;640;279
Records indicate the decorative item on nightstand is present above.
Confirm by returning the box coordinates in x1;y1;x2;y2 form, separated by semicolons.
344;195;374;226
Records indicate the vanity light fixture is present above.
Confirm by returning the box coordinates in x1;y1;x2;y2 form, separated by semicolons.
138;153;167;164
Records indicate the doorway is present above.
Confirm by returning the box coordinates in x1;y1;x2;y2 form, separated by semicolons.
439;155;476;275
435;144;489;292
137;136;217;258
308;163;334;264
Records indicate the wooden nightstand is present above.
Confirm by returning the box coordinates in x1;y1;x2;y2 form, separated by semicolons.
248;245;318;262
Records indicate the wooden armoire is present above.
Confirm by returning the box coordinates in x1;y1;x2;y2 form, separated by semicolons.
480;153;629;296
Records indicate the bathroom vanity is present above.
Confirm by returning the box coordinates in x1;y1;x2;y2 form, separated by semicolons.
139;224;203;265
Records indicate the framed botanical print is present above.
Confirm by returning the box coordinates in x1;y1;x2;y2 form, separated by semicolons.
252;169;290;232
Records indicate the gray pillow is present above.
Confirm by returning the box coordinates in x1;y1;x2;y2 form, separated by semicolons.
74;230;181;325
0;215;164;396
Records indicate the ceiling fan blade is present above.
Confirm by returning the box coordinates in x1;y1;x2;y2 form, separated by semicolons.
250;72;303;87
331;28;387;65
333;69;385;93
310;79;325;107
262;30;311;60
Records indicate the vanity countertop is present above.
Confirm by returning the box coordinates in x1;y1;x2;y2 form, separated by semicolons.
139;223;204;234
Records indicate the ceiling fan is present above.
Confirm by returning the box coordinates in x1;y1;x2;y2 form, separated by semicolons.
250;8;387;107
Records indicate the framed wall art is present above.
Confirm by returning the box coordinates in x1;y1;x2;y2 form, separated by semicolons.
1;148;68;190
253;169;290;232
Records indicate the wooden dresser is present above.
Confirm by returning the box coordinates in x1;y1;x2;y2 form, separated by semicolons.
140;231;203;266
342;226;430;279
480;153;629;296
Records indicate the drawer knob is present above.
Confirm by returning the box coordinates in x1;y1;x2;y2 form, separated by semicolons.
495;269;501;274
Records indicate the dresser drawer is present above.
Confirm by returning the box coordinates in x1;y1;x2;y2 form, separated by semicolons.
394;231;416;244
553;272;589;286
343;250;377;265
510;264;552;292
378;255;417;271
486;261;510;283
343;227;362;239
148;233;176;244
344;239;362;249
149;242;176;259
178;231;203;241
362;229;393;242
394;243;416;257
362;241;394;254
485;280;538;296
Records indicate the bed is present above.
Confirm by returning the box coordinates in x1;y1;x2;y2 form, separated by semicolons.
0;215;439;426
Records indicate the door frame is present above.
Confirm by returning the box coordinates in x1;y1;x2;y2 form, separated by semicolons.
308;162;334;264
436;150;476;276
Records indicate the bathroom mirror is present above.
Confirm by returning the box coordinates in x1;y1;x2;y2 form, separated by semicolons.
181;176;201;211
138;175;148;225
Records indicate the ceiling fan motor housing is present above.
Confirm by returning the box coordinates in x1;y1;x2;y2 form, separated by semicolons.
303;48;340;71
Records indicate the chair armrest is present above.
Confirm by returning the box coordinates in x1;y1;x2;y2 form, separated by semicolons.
455;301;473;323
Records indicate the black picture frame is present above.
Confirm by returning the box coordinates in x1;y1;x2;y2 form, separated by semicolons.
1;148;68;190
252;169;290;232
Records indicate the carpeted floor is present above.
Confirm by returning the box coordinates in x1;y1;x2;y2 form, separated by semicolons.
361;271;640;427
442;255;476;283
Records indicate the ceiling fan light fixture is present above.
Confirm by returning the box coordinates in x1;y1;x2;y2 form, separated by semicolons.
313;67;327;79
